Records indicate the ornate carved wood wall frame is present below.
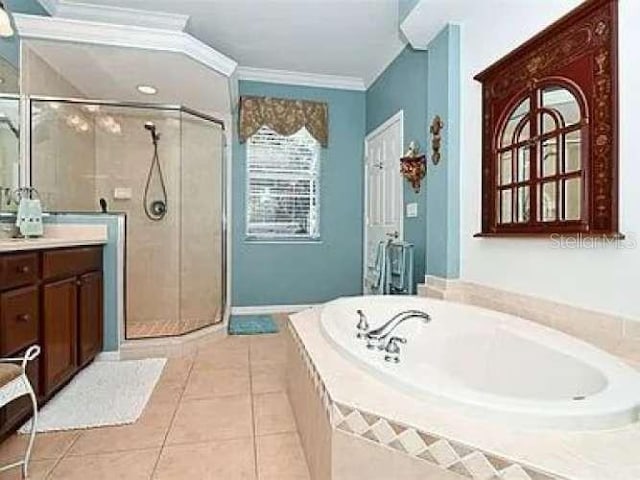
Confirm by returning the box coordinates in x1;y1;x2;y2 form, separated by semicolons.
474;0;619;236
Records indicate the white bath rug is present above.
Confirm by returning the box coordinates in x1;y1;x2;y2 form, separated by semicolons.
19;358;166;433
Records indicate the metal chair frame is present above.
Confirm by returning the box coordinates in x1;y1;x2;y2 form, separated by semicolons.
0;345;40;479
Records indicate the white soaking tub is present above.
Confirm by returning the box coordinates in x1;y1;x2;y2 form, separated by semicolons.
320;295;640;430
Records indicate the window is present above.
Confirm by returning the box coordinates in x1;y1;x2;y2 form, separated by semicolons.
246;126;320;240
474;0;618;236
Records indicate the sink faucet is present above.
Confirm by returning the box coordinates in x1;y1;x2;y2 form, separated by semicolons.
364;309;431;350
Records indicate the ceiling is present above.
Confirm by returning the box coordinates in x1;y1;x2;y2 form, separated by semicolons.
25;39;232;117
39;0;407;86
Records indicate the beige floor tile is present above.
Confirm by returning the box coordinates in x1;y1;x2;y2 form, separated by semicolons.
68;401;177;456
256;433;310;480
166;395;253;445
183;366;250;400
195;340;250;371
0;431;79;464
49;448;160;480
159;357;194;386
254;392;297;437
250;336;287;366
0;459;57;480
153;438;256;480
149;378;186;406
251;364;286;394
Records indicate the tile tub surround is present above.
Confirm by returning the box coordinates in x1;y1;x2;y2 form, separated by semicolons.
288;307;640;480
418;276;640;369
0;223;108;252
0;315;311;479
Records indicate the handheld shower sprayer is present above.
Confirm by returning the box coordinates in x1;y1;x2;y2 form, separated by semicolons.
144;121;160;145
143;121;167;221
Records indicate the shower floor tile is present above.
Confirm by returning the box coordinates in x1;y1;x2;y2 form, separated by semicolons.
127;316;216;338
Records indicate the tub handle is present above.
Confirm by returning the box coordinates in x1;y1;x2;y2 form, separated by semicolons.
385;336;407;355
384;336;406;363
356;309;369;338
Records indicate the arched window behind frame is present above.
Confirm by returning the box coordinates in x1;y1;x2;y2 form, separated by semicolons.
496;84;586;227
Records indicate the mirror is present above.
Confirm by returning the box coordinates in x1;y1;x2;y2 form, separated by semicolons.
0;1;19;210
0;96;19;211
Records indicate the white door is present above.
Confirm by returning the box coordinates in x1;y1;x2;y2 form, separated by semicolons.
363;111;404;293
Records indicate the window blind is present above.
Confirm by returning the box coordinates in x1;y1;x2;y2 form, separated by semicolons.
246;126;320;239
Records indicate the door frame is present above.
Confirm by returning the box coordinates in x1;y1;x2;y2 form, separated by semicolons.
362;110;404;293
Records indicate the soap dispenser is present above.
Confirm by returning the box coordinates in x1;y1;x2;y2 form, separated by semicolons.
15;187;44;238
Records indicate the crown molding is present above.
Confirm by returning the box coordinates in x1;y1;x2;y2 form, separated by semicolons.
14;14;237;77
236;66;366;91
33;0;189;31
57;1;188;31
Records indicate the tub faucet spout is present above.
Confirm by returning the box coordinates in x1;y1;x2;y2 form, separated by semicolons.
365;310;431;349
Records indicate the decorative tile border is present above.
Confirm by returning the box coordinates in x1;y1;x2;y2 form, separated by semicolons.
288;322;333;422
288;321;567;480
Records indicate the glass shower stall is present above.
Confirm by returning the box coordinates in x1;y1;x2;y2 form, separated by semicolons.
29;98;226;339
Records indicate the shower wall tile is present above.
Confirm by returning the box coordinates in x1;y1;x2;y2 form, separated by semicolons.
95;112;182;326
179;114;223;325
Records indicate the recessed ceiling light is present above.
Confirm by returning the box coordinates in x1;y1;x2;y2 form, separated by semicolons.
137;85;158;95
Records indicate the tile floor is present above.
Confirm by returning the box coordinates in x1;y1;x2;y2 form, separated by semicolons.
0;315;310;480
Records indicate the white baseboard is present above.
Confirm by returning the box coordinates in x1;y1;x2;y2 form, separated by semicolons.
95;351;121;361
231;304;315;315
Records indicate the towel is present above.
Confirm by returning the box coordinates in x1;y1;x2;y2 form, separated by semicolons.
366;240;388;294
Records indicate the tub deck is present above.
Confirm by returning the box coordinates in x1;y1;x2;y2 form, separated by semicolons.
290;305;640;480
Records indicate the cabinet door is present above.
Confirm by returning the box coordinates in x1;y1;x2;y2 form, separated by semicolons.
78;271;103;366
43;277;78;395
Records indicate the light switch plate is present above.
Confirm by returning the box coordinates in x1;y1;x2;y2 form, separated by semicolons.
113;187;133;200
406;203;418;218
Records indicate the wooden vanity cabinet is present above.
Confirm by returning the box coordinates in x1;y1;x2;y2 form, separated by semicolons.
77;271;104;367
0;245;104;440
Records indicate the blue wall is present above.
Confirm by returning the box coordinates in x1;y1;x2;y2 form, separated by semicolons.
366;45;428;288
232;80;366;306
0;0;49;66
426;25;461;278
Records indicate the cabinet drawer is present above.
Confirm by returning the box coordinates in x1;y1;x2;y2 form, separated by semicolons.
0;253;39;290
43;247;102;280
0;286;40;356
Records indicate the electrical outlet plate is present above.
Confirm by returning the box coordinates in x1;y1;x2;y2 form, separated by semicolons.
406;203;418;218
113;187;133;200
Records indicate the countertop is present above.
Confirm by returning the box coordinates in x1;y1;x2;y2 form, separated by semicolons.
0;224;108;253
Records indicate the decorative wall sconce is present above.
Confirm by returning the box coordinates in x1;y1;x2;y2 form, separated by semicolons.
429;115;444;165
400;141;426;193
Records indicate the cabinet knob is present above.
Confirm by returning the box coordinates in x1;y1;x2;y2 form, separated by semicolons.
18;265;30;274
17;313;31;322
76;280;83;286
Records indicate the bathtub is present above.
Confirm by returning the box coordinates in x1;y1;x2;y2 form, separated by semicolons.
320;296;640;430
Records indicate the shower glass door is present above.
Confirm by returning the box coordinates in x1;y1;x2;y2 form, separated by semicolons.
29;98;225;339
